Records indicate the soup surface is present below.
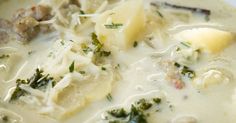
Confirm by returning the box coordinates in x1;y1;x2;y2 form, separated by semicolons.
1;0;236;123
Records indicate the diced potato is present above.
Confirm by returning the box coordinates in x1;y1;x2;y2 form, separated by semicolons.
95;0;145;50
175;28;234;53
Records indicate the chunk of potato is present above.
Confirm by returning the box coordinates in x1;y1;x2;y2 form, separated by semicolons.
193;69;230;88
95;0;145;50
175;28;234;53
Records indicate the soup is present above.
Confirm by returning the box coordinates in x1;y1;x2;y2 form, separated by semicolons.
0;0;236;123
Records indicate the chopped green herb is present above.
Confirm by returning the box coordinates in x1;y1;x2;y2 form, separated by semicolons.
108;108;128;118
104;22;123;29
169;104;174;111
80;10;85;15
79;71;86;74
91;32;112;64
0;54;9;59
136;99;152;110
181;66;195;78
109;120;121;123
29;69;55;89
10;69;55;101
156;10;163;18
176;47;181;51
48;52;53;57
1;115;9;122
106;93;113;101
174;62;181;68
115;64;120;69
174;62;195;79
101;67;106;71
180;42;191;48
92;33;102;48
28;51;34;55
91;33;103;53
60;40;65;45
69;61;75;72
81;43;92;54
106;98;163;123
9;83;28;101
133;41;138;48
152;98;161;104
100;51;111;57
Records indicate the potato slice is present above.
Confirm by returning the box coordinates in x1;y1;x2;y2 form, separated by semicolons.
46;68;113;119
175;28;234;53
95;0;145;50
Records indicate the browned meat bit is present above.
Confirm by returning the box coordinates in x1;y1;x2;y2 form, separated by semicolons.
0;18;12;29
0;31;10;43
160;60;185;89
12;5;52;42
69;0;81;7
13;16;40;41
30;5;52;21
0;19;13;43
12;5;51;21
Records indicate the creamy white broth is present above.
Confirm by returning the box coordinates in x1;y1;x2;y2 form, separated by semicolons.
1;0;236;123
